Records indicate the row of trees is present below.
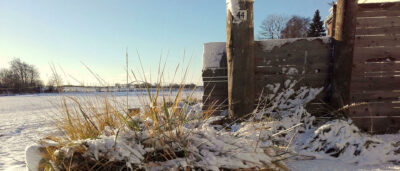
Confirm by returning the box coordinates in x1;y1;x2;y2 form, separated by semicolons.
115;83;197;89
258;10;326;40
0;58;44;94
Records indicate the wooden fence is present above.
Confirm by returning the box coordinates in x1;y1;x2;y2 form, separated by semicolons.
204;1;399;134
203;37;333;115
348;2;400;133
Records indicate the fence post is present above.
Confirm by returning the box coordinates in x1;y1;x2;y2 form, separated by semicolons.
226;0;255;118
332;0;358;108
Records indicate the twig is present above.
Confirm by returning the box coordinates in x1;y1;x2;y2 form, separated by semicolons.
271;123;303;137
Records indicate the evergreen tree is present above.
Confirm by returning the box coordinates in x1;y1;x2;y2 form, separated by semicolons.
307;10;326;37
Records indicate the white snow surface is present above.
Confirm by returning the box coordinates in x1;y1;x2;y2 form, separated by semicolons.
259;37;331;51
202;42;226;70
0;91;201;171
2;87;400;170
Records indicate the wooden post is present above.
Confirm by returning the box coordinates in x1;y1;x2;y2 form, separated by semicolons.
331;4;337;37
332;0;358;107
226;0;255;118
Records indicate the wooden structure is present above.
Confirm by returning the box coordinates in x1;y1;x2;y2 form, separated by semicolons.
226;0;255;118
203;1;399;134
326;1;400;133
348;2;400;133
332;0;358;107
203;38;333;116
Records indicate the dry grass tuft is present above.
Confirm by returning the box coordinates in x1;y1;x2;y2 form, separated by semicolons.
39;53;219;170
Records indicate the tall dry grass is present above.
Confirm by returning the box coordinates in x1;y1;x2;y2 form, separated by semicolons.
40;51;212;170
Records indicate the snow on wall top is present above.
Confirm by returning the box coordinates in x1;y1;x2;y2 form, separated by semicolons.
226;0;254;24
358;0;400;3
203;42;226;70
259;37;331;51
202;37;331;69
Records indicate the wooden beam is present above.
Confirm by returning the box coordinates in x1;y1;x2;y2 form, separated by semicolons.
331;4;337;37
332;0;358;107
226;0;255;118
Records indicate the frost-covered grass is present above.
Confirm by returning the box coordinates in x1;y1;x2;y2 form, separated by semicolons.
27;90;288;171
25;78;400;171
2;56;400;170
1;85;399;170
0;92;198;170
28;71;291;170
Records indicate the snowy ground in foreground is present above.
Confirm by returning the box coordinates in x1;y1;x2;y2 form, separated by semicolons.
0;94;59;171
1;92;399;171
0;92;200;171
287;160;400;171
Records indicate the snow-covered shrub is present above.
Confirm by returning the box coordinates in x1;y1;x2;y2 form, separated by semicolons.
26;75;400;170
296;119;400;165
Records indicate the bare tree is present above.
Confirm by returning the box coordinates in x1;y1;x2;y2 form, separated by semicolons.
0;58;43;93
258;15;287;40
280;16;311;39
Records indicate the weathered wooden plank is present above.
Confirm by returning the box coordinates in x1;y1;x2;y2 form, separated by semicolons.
357;16;400;28
203;81;227;91
204;87;228;97
202;68;227;77
349;101;400;117
351;117;400;134
354;35;400;47
352;61;400;73
226;0;255;118
351;90;400;102
256;73;331;81
332;0;358;108
255;64;331;75
306;102;332;116
353;47;400;60
254;38;331;52
358;2;400;11
351;70;399;77
255;49;330;66
356;26;400;35
255;89;328;101
203;95;228;105
350;75;400;90
255;74;330;90
203;76;228;82
358;10;400;17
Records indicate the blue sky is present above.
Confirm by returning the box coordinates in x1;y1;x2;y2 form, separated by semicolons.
0;0;334;85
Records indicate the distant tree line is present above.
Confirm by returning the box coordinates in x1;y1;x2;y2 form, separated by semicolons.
115;83;197;89
258;10;326;40
0;58;199;95
0;58;44;94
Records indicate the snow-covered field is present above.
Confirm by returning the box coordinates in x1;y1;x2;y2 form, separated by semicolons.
1;91;400;171
0;92;200;171
0;94;60;171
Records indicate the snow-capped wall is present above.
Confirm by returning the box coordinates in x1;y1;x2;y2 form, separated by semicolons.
258;37;332;51
202;42;226;70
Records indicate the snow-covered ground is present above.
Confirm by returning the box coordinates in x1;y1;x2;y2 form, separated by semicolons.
1;91;400;171
0;92;200;171
0;94;59;171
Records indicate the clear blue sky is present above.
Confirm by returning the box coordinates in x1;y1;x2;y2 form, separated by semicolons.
0;0;334;86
